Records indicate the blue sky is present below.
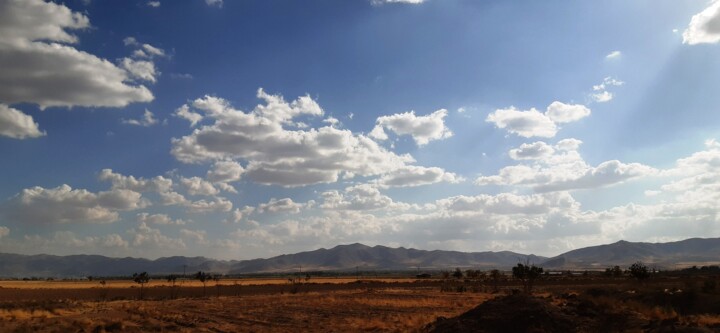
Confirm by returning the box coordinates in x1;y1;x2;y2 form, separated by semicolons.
1;0;720;260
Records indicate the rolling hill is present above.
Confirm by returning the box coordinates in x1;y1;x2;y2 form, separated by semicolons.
541;238;720;269
2;238;720;277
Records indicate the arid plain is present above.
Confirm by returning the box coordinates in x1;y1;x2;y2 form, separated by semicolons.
3;273;720;332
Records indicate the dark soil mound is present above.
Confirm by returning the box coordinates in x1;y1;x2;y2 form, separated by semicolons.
425;294;576;333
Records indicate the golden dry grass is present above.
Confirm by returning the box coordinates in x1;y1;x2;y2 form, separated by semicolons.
0;277;423;289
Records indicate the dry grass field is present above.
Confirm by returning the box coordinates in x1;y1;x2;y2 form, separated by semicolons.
2;276;720;332
0;279;489;333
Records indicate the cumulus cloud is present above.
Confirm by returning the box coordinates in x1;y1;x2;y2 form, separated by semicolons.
377;165;462;187
174;104;203;126
180;176;220;196
321;184;408;211
136;212;186;225
120;58;158;83
180;229;206;243
122;109;158;127
171;89;425;187
486;107;557;138
24;231;129;251
0;104;44;139
3;185;147;224
476;139;657;192
184;197;232;213
128;222;185;249
508;141;555;160
147;1;160;7
545;102;591;124
257;198;303;214
98;169;173;193
369;109;452;146
225;206;255;223
206;160;245;183
0;0;153;108
487;102;590;138
683;0;720;45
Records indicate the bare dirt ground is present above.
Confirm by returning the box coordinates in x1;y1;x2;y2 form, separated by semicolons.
0;280;489;332
2;276;720;332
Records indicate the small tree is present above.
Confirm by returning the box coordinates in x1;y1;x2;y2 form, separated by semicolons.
453;268;464;279
195;271;209;296
167;274;179;299
512;262;543;294
98;280;108;302
605;265;623;277
132;272;150;299
489;269;502;293
629;262;650;281
214;274;222;298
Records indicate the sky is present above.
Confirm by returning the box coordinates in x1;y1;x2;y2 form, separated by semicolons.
1;0;720;260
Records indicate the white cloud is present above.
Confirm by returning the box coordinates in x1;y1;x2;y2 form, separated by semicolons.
128;222;185;249
476;140;657;192
605;50;622;59
26;231;129;251
3;185;147;224
206;0;223;7
147;1;160;7
370;109;452;146
141;44;165;58
120;58;158;83
487;102;591;138
180;176;220;196
180;229;207;243
123;37;138;46
184;197;232;213
257;198;303;214
683;0;720;45
207;160;245;183
377;165;462;187
214;182;237;194
122;109;158;127
226;206;255;223
508;141;555;160
171;89;418;187
174;104;203;126
159;191;188;206
98;169;173;193
0;0;153;108
545;102;591;124
321;184;408;211
371;0;424;5
590;77;624;103
486;107;558;138
136;212;186;225
0;104;45;139
0;226;8;238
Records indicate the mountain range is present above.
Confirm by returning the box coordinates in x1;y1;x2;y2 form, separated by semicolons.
1;238;720;278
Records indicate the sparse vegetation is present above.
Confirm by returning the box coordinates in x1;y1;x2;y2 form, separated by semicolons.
629;261;650;281
167;274;179;299
3;271;720;332
132;272;150;299
511;263;543;294
195;271;209;297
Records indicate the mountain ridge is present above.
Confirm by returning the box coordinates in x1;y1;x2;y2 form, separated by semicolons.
2;238;720;277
